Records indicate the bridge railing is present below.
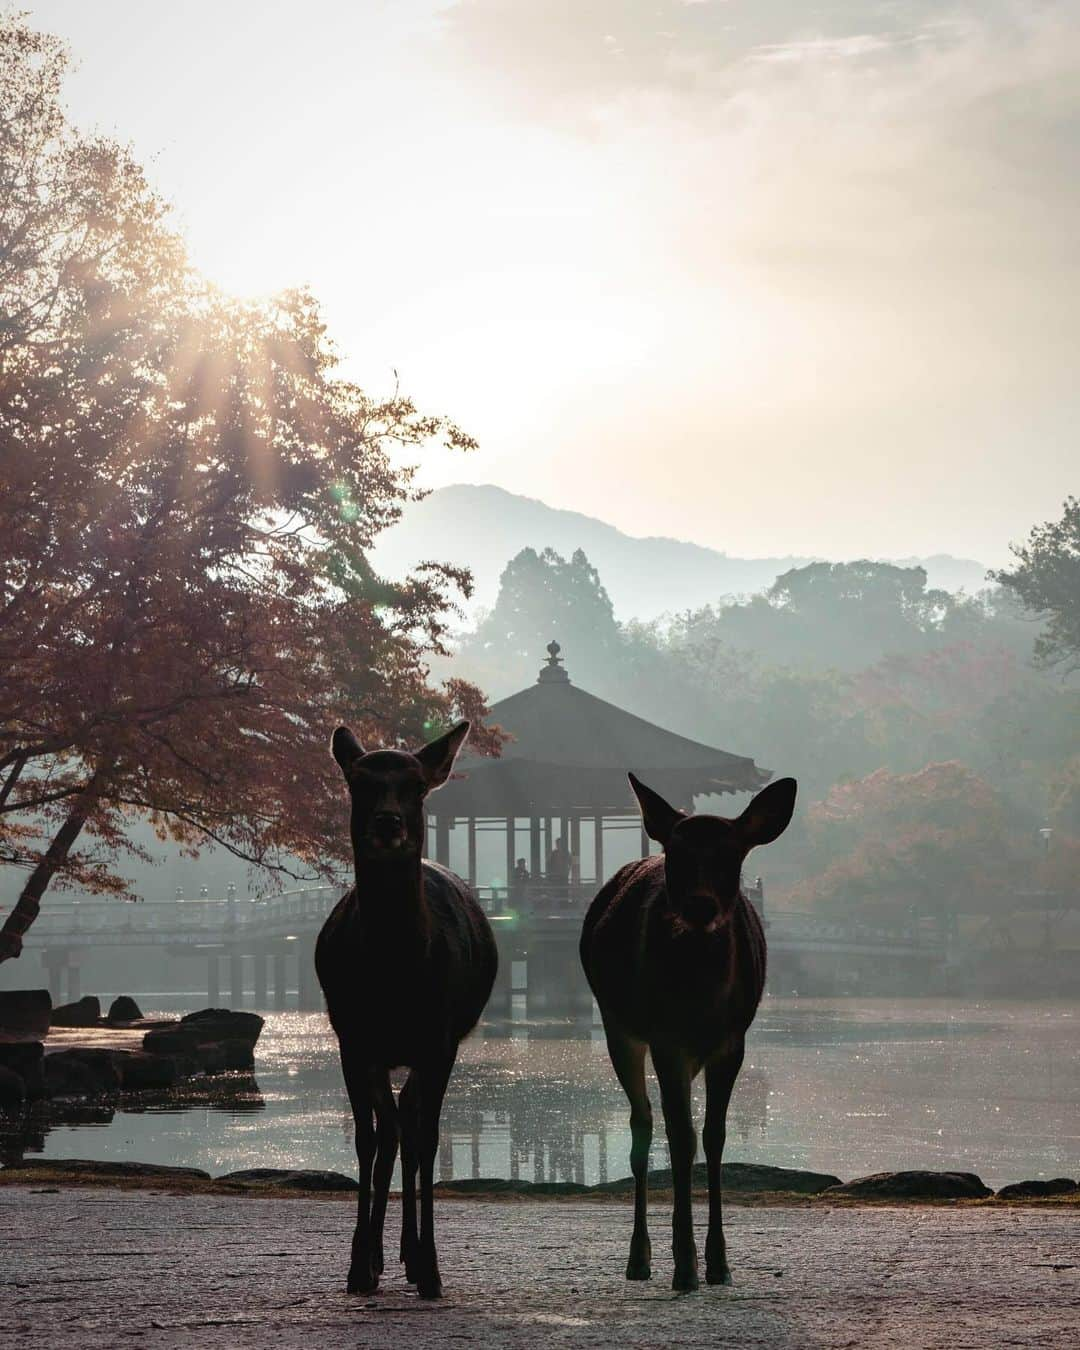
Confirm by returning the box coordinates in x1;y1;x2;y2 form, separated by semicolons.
3;886;345;947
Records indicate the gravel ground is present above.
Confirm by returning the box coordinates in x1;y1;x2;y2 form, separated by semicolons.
2;1185;1078;1348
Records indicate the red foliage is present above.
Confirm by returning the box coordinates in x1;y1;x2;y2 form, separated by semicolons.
0;17;502;958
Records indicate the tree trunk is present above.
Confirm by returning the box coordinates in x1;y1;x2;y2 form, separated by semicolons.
0;769;108;962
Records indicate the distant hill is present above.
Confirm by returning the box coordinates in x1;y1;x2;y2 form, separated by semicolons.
371;484;990;621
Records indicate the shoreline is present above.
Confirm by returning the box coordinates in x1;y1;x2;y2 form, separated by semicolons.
2;1161;1078;1208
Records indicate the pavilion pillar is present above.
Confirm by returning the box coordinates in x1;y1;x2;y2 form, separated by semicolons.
435;815;451;868
594;814;604;885
544;817;553;870
466;817;477;887
570;816;581;884
504;817;515;912
529;818;541;878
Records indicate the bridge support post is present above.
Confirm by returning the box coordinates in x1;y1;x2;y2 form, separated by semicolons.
229;952;244;1008
253;951;268;1009
42;950;68;1004
297;949;320;1011
524;943;545;1019
272;950;287;1010
487;942;513;1021
208;955;220;1006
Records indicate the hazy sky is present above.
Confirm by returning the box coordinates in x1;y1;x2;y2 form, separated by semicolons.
25;1;1080;564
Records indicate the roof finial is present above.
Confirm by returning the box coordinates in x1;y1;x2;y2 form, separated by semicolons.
538;639;570;684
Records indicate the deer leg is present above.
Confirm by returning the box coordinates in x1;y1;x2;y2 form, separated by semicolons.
398;1070;420;1284
652;1047;699;1292
603;1020;652;1280
369;1069;399;1278
340;1047;377;1294
415;1056;454;1299
704;1044;744;1286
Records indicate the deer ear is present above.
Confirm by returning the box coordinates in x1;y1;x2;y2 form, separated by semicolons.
415;720;470;790
629;773;685;846
331;726;365;776
737;777;797;848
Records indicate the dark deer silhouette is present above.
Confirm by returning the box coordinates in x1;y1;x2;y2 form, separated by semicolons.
581;773;796;1291
315;721;497;1299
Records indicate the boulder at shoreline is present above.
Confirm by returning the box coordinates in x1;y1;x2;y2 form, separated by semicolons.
824;1170;993;1200
50;996;102;1028
107;996;144;1023
4;1157;211;1181
996;1177;1078;1199
219;1168;358;1191
0;989;51;1040
0;1041;44;1098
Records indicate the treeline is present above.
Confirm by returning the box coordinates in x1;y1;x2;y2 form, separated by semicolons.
447;544;1080;920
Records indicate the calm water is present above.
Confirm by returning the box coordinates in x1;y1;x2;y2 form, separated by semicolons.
2;999;1077;1189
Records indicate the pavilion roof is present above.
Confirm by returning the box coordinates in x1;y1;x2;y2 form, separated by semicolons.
433;642;770;818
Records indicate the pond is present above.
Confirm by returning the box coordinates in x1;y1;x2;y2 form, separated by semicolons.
2;999;1077;1190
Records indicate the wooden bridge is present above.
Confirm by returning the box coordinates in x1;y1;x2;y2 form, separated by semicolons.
9;883;941;1009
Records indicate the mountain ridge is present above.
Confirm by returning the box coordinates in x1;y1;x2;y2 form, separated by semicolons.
371;484;990;622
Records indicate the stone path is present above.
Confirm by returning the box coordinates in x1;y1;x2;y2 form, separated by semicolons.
2;1186;1078;1348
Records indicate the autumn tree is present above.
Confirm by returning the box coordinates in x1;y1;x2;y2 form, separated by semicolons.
993;497;1080;672
0;15;498;961
787;763;1026;920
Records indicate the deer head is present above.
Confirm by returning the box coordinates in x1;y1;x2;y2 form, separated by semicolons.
332;721;470;864
629;773;797;927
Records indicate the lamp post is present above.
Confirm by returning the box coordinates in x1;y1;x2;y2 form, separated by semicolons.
1038;827;1053;950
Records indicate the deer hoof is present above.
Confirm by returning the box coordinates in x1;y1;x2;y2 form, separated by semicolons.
346;1268;378;1295
625;1257;652;1281
706;1264;732;1286
417;1276;443;1300
672;1267;700;1293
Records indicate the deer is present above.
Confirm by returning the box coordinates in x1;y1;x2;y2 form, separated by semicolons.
315;720;497;1300
580;772;797;1292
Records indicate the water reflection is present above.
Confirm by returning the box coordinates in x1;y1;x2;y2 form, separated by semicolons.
0;1075;264;1168
1;1000;1076;1189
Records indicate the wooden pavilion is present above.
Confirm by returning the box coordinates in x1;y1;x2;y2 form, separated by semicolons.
427;641;770;911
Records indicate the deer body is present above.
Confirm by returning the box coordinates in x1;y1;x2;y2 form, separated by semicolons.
316;724;496;1299
581;775;795;1291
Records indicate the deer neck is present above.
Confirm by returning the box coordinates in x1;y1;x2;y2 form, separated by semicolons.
353;853;431;947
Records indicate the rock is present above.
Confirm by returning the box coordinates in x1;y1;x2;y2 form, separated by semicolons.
117;1052;179;1091
0;1064;25;1107
180;1008;264;1047
3;1158;210;1181
594;1162;842;1196
996;1177;1078;1199
215;1038;255;1071
43;1049;120;1097
434;1178;533;1195
218;1168;358;1191
142;1028;201;1057
50;996;101;1028
0;989;51;1039
824;1170;992;1200
0;1042;44;1098
42;1054;102;1099
106;996;143;1023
